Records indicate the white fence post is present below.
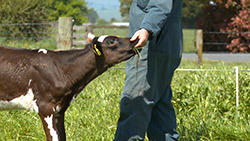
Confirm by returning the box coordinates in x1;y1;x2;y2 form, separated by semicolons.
234;66;239;122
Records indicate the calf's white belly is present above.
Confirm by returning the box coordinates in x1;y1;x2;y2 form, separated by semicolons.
0;88;39;113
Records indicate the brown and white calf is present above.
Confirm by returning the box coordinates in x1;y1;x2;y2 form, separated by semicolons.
0;35;138;141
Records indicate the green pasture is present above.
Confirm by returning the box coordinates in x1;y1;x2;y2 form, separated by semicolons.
0;59;249;140
89;28;196;53
0;28;196;53
0;28;249;140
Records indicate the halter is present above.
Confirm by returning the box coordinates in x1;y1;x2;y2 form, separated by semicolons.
88;33;109;56
92;44;102;56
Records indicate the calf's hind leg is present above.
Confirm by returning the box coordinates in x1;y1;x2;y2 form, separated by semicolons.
55;113;66;141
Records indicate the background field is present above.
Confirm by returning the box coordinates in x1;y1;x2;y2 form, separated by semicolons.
0;60;249;140
0;28;197;53
0;28;249;140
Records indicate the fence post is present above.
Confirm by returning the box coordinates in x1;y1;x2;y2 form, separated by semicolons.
234;66;239;122
196;29;203;64
57;17;73;50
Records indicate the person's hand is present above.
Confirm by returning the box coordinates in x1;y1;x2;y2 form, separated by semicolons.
130;28;149;48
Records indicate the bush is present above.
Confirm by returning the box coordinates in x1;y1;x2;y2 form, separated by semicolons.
196;2;237;52
225;0;250;52
196;0;250;52
48;0;89;25
0;0;51;40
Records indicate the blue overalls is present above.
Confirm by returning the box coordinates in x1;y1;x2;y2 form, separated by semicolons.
114;0;183;140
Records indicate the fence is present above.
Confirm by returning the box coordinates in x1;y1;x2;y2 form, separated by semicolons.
195;30;250;64
112;65;250;122
176;67;250;122
72;24;128;46
1;17;250;63
0;22;56;40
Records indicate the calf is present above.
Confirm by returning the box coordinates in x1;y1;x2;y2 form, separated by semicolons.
0;35;138;141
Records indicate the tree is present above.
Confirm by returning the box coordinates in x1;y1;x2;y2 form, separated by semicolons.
196;0;250;52
225;0;250;52
119;0;209;27
0;0;51;40
97;19;108;25
109;18;118;23
119;0;132;22
49;0;89;25
86;8;99;24
182;0;209;28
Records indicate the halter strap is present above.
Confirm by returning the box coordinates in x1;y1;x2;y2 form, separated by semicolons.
92;44;101;56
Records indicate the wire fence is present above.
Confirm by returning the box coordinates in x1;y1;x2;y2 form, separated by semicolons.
203;31;250;48
1;23;250;47
111;66;250;122
0;22;57;41
176;67;250;122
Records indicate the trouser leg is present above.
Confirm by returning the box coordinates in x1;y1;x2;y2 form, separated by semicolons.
114;46;150;141
114;96;153;141
147;86;179;141
114;46;181;141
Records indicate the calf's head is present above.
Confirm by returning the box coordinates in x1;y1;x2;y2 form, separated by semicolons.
87;34;139;66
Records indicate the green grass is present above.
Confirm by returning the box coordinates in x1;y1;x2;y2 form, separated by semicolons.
0;28;196;53
75;27;197;53
174;59;250;140
183;29;196;53
0;28;249;140
0;37;57;50
0;59;249;140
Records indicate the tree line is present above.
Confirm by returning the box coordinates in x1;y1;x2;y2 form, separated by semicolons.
0;0;93;40
0;0;249;52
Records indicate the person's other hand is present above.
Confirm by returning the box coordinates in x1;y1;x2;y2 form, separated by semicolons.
130;29;149;48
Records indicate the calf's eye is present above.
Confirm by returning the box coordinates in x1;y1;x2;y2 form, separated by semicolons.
106;38;118;46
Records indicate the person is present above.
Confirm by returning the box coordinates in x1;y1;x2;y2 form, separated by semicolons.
114;0;183;141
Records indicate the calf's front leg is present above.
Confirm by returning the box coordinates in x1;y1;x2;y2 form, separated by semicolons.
39;113;60;141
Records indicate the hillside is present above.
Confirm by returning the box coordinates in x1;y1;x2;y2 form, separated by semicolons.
86;0;122;21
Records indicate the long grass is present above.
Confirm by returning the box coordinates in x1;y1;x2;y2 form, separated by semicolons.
75;28;197;53
0;28;249;140
0;28;196;53
0;59;249;140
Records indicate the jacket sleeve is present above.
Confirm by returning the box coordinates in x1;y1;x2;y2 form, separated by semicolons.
140;0;173;38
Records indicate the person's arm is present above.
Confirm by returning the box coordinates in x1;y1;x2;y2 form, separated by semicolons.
131;0;173;48
140;0;173;38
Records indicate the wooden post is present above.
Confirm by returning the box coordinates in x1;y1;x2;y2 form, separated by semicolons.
114;27;117;35
102;27;105;34
57;17;73;50
196;29;203;64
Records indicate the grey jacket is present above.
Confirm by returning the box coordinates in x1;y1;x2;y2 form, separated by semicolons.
129;0;183;58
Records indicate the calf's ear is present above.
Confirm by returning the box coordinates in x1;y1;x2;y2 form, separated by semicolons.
87;33;96;43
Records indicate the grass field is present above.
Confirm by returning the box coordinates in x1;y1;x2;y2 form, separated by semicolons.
0;60;249;140
0;60;250;141
91;28;196;53
0;28;196;53
0;28;249;140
